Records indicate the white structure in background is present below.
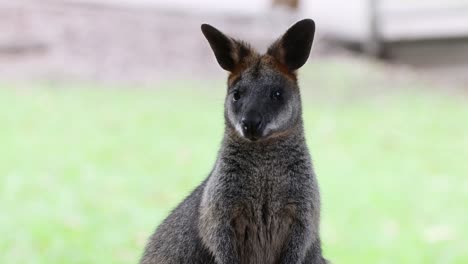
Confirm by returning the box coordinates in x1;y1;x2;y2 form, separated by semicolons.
305;0;468;67
304;0;468;40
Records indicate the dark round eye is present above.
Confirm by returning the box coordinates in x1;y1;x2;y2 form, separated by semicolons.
233;90;241;102
272;90;282;100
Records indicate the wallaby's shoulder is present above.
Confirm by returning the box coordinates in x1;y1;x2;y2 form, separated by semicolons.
141;180;215;264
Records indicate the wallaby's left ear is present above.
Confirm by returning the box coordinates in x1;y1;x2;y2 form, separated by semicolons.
267;19;315;71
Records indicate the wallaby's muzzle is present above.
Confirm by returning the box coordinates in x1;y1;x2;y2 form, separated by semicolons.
240;112;263;141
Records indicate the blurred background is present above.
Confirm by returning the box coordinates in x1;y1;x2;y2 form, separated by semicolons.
1;0;467;263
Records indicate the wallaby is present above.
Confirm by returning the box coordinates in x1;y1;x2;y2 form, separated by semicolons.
140;19;328;264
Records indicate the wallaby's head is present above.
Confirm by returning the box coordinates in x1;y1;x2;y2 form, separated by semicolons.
202;19;315;142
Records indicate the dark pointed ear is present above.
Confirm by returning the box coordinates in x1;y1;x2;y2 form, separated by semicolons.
201;24;253;72
267;19;315;71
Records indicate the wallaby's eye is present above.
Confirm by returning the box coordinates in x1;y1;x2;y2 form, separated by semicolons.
272;90;282;101
233;90;241;102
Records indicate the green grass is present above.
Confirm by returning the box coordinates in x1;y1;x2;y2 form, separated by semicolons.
1;62;467;263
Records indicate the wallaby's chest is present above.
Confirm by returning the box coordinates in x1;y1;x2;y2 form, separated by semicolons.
201;150;313;264
229;170;298;264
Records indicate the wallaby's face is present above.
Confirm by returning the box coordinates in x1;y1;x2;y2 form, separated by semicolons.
224;62;302;141
202;19;315;141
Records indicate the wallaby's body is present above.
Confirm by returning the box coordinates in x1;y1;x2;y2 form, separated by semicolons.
141;19;328;264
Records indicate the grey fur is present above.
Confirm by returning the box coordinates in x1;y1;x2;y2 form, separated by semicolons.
140;19;328;264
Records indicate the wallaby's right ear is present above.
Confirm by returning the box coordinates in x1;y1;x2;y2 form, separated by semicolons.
201;24;253;72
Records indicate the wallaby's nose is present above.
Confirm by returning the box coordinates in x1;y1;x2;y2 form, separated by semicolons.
241;114;263;140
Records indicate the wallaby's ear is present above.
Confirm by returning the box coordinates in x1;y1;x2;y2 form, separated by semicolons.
201;24;253;72
267;19;315;71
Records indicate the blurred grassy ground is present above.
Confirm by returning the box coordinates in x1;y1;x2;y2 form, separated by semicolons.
0;59;467;264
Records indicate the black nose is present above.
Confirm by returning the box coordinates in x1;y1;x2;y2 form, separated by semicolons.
241;115;263;140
